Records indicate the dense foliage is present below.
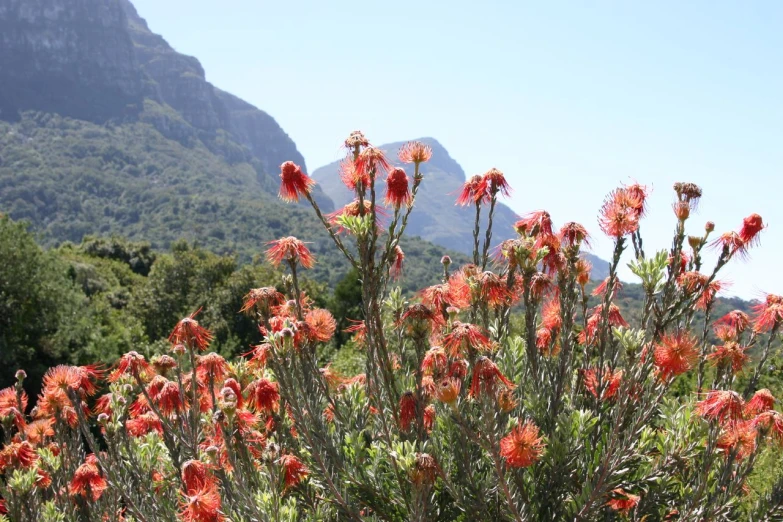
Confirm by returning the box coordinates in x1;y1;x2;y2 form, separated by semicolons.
1;134;782;521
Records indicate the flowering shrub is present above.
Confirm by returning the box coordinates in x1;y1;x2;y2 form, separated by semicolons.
0;131;782;521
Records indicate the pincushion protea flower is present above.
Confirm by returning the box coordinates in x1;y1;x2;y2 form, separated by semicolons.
0;386;26;421
598;187;641;238
398;141;433;165
606;489;640;514
304;308;337;343
69;454;107;502
696;390;745;425
246;378;280;414
515;210;555;239
109;351;151;382
654;332;699;380
739;213;764;246
753;410;783;445
456;174;489;206
279;454;309;490
435;378;461;406
384;168;411;208
410;453;440;486
169;311;213;352
344;130;369;149
339;158;370;191
745;389;775;416
399;391;418;431
240;287;284;317
752;293;783;333
278;161;315;202
706;342;749;375
717;421;757;460
0;441;37;471
582;368;623;400
266;236;315;270
390;245;405;280
469;357;515;398
500;421;545;468
559;221;590;248
482;168;511;197
180;484;224;522
355;146;390;178
713;310;750;341
442;322;491;357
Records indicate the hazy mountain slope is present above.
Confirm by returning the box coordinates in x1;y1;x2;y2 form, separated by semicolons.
312;138;611;279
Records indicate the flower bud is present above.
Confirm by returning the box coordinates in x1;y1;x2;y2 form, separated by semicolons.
705;221;715;233
441;255;452;266
15;370;26;382
172;343;186;356
97;413;109;425
687;236;701;250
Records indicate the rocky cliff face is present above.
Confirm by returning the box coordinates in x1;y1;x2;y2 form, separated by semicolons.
0;0;316;197
0;0;144;122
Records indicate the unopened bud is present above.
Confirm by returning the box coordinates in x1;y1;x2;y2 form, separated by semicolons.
441;255;452;266
705;221;715;233
172;343;186;356
97;413;109;424
15;370;26;382
687;236;701;250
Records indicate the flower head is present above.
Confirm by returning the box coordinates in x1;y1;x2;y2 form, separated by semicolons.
559;222;591;248
339;158;370;191
70;455;107;502
246;379;280;414
482;168;511;197
696;390;745;425
456;174;489;206
739;213;764;246
745;389;775;417
385;167;411;208
706;342;749;375
435;378;461;405
240;287;284;317
500;421;545;468
279;161;315;202
279;454;309;490
469;357;515;398
180;484;224;522
606;489;640;514
410;453;440;486
391;245;405;280
752;293;783;333
266;236;315;269
599;187;641;238
109;351;152;382
716;421;757;460
344;130;369;149
442;322;491;358
304;308;337;343
355;146;391;179
169;312;213;352
582;368;623;401
398;141;433;166
399;391;418;431
515;210;555;239
654;332;699;381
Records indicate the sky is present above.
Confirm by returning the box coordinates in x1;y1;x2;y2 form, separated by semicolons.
131;0;783;300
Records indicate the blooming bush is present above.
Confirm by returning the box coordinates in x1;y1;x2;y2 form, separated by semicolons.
0;131;782;521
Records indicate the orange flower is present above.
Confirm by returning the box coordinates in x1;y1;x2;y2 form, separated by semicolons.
42;365;81;394
279;454;309;490
654;332;699;381
482;168;511;197
423;404;436;433
0;441;37;471
421;347;448;376
240;287;284;317
278;161;315;202
245;379;280;414
399;391;418;431
696;390;745;425
753;410;783;445
575;258;592;287
245;343;272;369
598;188;641;238
420;279;471;312
606;488;640;514
469;357;515;398
344;319;367;346
435;378;461;405
456;174;489;206
711;231;750;261
384;168;411;209
717;421;757;460
180;484;224;522
477;271;512;308
305;308;337;343
196;353;229;383
713;310;750;341
181;460;215;493
499;421;545;468
745;389;775;417
752;293;783;333
398;141;433;166
442;322;491;357
125;412;163;437
24;419;54;446
148;377;185;417
70;454;107;502
266;236;315;270
591;277;622;298
707;342;749;375
169;312;213;352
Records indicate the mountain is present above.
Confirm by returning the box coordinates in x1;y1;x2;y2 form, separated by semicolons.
312;138;611;279
0;0;459;290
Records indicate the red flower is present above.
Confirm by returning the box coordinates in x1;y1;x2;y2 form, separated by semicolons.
109;351;152;382
625;183;649;217
126;412;164;437
423;404;436;433
305;308;337;343
714;310;750;341
421;347;448;376
398;141;433;165
575;259;592;287
706;342;749;375
0;441;37;471
599;188;641;238
339;158;370;191
654;332;699;381
753;410;783;445
182;460;214;493
344;319;367;346
515;210;555;239
240;287;284;317
696;390;745;425
279;454;309;490
266;236;315;269
24;419;54;446
499;421;545;468
0;386;26;427
70;455;107;502
344;130;369;149
482;168;511;197
591;277;622;298
469;357;515;398
711;231;750;261
456;174;489;206
442;322;491;357
246;379;280;414
582;368;623;400
355;146;391;179
180;484;224;522
746;389;775;417
559;222;591;248
420;279;471;312
399;391;418;431
149;377;185;417
390;245;405;280
169;311;213;352
42;365;81;393
385;167;411;208
752;294;783;333
278;161;315;202
606;489;640;514
739;213;764;246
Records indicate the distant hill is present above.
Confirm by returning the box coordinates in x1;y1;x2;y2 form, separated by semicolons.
312;138;611;279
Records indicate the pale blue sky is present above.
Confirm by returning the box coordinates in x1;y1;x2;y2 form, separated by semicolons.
131;0;782;299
